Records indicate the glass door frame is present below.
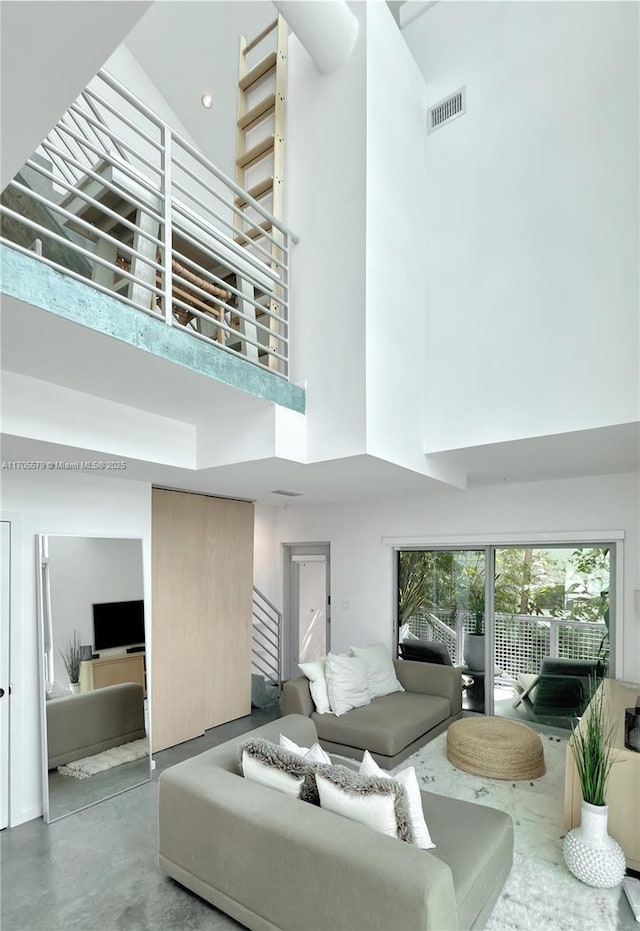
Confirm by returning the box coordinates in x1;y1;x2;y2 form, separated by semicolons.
393;536;621;718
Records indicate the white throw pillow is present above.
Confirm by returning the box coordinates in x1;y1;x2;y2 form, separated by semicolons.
324;652;370;716
279;734;332;765
316;774;399;839
298;657;332;715
360;750;435;849
241;752;305;797
350;643;404;700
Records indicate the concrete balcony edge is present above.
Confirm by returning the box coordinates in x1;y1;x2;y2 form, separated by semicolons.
0;246;306;414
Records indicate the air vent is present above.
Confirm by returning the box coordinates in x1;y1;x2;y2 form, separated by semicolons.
271;489;303;497
427;87;466;134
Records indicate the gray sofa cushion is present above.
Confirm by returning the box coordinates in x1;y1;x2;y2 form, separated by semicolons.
422;791;514;930
46;682;146;769
313;691;451;757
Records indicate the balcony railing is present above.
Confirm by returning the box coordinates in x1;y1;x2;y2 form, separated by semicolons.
408;611;607;679
0;69;297;378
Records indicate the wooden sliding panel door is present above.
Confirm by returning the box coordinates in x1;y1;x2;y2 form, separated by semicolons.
152;488;254;752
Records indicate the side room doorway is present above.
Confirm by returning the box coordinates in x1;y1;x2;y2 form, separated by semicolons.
283;544;331;681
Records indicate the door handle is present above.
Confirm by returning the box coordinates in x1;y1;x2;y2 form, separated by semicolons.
0;688;5;698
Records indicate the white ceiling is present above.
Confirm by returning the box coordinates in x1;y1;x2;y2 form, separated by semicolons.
427;423;640;488
0;0;152;189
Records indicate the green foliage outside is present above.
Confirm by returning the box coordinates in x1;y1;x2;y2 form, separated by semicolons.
398;546;610;659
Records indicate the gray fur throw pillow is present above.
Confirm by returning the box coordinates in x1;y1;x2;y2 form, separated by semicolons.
239;739;415;844
239;738;323;804
314;764;416;845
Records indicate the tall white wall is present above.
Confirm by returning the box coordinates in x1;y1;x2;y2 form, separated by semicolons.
254;504;280;604
286;6;368;461
47;537;144;687
2;471;151;827
364;3;428;472
269;472;639;681
404;1;639;452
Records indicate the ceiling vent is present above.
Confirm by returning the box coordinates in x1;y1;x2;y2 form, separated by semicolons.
271;489;303;497
427;87;466;134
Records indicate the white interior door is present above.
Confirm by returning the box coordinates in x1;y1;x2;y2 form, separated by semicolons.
296;558;327;663
0;522;10;830
284;544;331;678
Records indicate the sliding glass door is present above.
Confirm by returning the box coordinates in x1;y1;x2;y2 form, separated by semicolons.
397;543;613;727
398;548;490;713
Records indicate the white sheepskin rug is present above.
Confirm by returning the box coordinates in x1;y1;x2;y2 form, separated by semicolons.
400;731;621;931
57;738;149;780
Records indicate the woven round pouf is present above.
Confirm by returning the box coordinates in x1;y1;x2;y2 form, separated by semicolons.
446;717;546;780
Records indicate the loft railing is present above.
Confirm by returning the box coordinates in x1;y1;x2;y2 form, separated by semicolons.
0;69;297;378
252;585;282;687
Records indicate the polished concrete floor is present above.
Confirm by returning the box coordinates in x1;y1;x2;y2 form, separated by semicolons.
1;709;280;931
2;705;638;931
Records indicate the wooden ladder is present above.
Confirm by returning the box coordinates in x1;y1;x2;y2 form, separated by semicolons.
234;15;287;372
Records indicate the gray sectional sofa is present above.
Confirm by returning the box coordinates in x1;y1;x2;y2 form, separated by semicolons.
282;658;462;768
158;713;513;931
46;682;146;769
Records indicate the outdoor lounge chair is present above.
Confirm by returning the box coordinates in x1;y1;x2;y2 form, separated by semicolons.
512;657;605;718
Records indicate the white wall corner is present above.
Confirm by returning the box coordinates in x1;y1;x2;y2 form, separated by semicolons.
423;454;468;489
274;406;307;462
274;1;359;74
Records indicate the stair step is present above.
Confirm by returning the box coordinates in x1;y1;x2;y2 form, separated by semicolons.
234;178;274;209
239;52;277;92
234;219;272;244
238;94;276;131
236;136;274;170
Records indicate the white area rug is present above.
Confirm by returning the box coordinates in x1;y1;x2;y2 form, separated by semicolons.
398;732;620;931
57;738;148;780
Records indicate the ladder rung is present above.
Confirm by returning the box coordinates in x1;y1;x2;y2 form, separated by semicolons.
234;220;272;244
239;51;277;92
238;94;276;131
243;19;279;55
234;178;274;209
236;136;274;170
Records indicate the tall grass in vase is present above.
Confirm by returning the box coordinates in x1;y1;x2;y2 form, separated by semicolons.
569;677;617;806
563;677;625;887
59;630;83;689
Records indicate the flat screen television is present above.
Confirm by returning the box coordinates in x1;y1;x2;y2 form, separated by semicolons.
92;600;145;651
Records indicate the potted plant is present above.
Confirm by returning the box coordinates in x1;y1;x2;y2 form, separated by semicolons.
562;677;625;887
59;630;83;693
462;573;486;672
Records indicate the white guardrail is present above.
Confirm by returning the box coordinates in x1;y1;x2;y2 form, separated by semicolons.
409;611;606;680
0;69;297;378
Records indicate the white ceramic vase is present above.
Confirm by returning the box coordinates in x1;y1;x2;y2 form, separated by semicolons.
562;800;626;888
69;682;80;695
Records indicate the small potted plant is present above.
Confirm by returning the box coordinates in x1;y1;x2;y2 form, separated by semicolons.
59;630;83;693
462;579;485;672
562;677;625;887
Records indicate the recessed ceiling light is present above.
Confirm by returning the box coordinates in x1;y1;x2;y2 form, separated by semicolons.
271;489;303;497
200;93;213;110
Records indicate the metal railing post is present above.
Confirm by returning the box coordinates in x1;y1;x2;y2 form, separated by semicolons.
160;124;173;326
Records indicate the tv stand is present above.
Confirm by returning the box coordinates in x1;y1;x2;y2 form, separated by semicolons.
79;652;146;696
